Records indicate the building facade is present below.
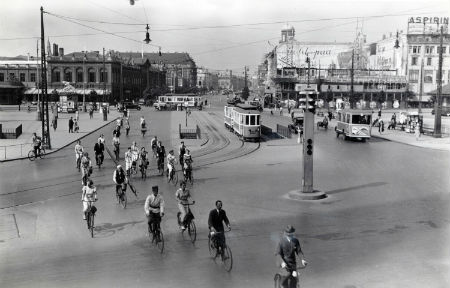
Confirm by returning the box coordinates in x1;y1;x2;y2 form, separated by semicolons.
197;67;219;91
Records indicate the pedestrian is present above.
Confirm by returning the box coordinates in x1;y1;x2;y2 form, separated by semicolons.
415;122;420;141
378;108;382;118
280;106;283;116
378;119;384;134
89;108;94;119
68;117;74;133
52;117;57;131
74;119;79;133
75;110;79;122
125;118;130;136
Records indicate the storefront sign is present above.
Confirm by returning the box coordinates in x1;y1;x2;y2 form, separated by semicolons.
408;17;449;34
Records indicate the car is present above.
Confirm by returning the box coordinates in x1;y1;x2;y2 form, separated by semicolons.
288;112;304;134
123;102;141;110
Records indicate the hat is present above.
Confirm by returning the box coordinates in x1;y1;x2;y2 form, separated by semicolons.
152;186;158;192
284;225;295;234
117;165;122;169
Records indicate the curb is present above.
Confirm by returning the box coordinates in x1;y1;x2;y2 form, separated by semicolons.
0;116;119;163
370;134;449;151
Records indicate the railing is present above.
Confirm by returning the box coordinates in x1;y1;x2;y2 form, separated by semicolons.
261;125;272;136
179;124;200;139
0;142;33;160
1;124;22;139
276;124;292;138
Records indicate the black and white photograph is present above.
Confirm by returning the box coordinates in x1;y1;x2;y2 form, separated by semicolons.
0;0;449;287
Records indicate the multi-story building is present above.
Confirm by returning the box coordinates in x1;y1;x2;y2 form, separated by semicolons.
197;67;219;91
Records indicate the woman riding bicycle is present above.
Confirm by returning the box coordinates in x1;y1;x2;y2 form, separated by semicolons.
80;152;92;186
74;140;84;169
175;181;192;230
124;147;133;176
81;179;97;220
139;147;149;170
144;186;165;238
130;141;140;172
166;150;177;179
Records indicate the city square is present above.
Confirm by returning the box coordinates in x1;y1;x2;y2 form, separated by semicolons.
0;1;449;287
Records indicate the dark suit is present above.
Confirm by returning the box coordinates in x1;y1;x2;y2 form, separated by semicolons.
208;208;230;248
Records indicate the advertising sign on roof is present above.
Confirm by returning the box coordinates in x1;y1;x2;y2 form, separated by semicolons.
407;16;449;35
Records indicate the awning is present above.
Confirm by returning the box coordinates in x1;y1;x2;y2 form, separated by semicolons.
24;88;42;94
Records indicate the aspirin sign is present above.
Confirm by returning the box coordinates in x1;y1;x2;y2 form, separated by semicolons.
408;17;449;34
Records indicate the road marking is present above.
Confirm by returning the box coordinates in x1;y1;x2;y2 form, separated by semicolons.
0;214;20;241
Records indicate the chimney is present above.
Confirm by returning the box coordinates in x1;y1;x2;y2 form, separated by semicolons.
53;43;58;56
59;48;64;56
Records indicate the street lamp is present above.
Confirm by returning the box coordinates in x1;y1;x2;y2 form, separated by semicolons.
144;24;151;44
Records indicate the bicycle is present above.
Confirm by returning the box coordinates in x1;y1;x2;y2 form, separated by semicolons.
157;158;165;176
148;216;164;253
95;153;103;169
208;229;233;272
83;200;97;238
152;146;157;158
274;262;307;288
140;160;148;179
167;164;178;185
116;183;128;209
81;166;92;186
177;202;196;243
28;147;46;161
113;144;120;161
184;165;194;184
76;153;82;171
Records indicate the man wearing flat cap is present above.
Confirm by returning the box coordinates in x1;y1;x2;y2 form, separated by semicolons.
144;186;165;236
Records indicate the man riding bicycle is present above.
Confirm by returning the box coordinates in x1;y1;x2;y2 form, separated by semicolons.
98;134;105;145
156;142;166;171
139;147;149;170
81;179;97;220
275;225;307;288
151;136;158;156
183;149;193;175
94;138;105;166
113;165;127;196
144;186;165;240
175;181;192;230
80;152;92;186
124;147;133;176
208;200;231;256
167;150;177;179
32;132;42;156
74;140;84;169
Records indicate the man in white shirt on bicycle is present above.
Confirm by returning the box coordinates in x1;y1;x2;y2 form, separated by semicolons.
74;140;84;168
124;147;133;176
166;150;177;179
130;141;140;167
81;179;97;220
144;186;165;236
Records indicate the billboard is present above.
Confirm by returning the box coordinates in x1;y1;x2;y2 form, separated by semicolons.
407;17;449;35
276;42;352;69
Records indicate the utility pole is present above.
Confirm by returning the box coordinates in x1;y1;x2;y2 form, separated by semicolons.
103;48;106;103
418;57;424;114
350;49;354;108
40;6;51;149
434;26;444;138
36;40;41;121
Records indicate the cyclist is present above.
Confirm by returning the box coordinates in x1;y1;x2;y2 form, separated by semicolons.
113;165;127;196
275;225;307;288
94;138;105;166
156;142;166;172
175;181;192;230
166;150;177;179
124;147;133;176
178;141;186;168
80;152;92;186
151;136;158;157
139;147;149;170
208;200;231;256
81;179;97;220
74;140;84;169
112;134;120;160
144;186;165;239
183;149;193;176
130;141;140;172
113;125;121;138
32;132;42;157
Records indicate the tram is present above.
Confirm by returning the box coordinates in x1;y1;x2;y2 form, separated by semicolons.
335;109;372;141
154;94;203;110
224;104;261;141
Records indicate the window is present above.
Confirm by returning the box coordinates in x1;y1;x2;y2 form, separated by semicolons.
411;56;418;66
352;115;370;124
250;115;256;125
424;70;433;83
9;73;15;81
76;69;83;82
409;70;419;83
438;46;447;54
100;69;107;83
20;73;25;82
436;70;445;84
64;70;72;82
256;115;260;125
88;69;96;83
52;70;60;82
412;46;421;54
0;73;4;82
426;57;432;66
30;73;36;82
425;46;434;54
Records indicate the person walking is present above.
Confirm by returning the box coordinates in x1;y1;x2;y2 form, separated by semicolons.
68;117;74;133
75;110;79;122
415;122;420;141
378;119;384;134
52;117;57;131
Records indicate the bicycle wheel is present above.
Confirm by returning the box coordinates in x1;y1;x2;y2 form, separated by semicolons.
156;230;164;253
188;220;196;243
89;212;95;238
222;244;233;272
28;150;36;161
39;148;45;159
172;171;178;186
274;274;282;288
120;192;127;209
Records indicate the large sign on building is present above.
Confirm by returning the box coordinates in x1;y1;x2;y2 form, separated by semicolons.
407;16;449;34
276;42;352;69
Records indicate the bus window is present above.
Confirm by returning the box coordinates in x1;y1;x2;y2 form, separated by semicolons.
177;97;184;102
256;115;260;125
167;97;172;102
346;114;350;123
245;115;249;125
250;115;255;125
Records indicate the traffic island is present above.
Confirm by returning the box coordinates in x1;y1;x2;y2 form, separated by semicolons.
287;189;327;200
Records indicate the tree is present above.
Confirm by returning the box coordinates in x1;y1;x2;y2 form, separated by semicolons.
242;86;249;100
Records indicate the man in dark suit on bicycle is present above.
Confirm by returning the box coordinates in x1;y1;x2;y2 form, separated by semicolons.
208;200;230;255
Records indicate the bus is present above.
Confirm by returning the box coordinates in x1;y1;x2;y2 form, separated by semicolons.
154;94;203;110
335;109;372;141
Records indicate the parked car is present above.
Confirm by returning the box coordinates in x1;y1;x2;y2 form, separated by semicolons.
122;102;141;110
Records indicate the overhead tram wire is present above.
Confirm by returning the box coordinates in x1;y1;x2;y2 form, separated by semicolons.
44;10;159;48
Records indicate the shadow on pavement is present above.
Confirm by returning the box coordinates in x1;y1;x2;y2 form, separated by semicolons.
95;220;144;236
326;182;388;195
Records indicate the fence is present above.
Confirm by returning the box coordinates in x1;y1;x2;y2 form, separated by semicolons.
179;124;201;139
276;124;292;138
0;142;33;160
261;125;272;136
1;124;22;139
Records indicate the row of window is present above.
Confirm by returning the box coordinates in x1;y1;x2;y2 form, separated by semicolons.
0;72;36;82
409;45;448;55
410;56;444;66
409;69;449;83
52;69;107;83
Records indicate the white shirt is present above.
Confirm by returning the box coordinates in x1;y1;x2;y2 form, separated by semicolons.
75;144;84;154
144;193;165;215
82;185;97;202
125;151;133;163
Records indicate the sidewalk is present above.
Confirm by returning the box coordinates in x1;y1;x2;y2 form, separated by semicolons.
0;109;120;161
266;107;450;151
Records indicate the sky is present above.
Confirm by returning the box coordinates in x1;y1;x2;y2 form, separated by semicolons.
0;0;448;74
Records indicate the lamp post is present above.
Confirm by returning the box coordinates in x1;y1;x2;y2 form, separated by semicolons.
83;54;86;112
40;6;51;149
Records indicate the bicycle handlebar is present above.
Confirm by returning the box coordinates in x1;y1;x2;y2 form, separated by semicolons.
182;201;195;206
